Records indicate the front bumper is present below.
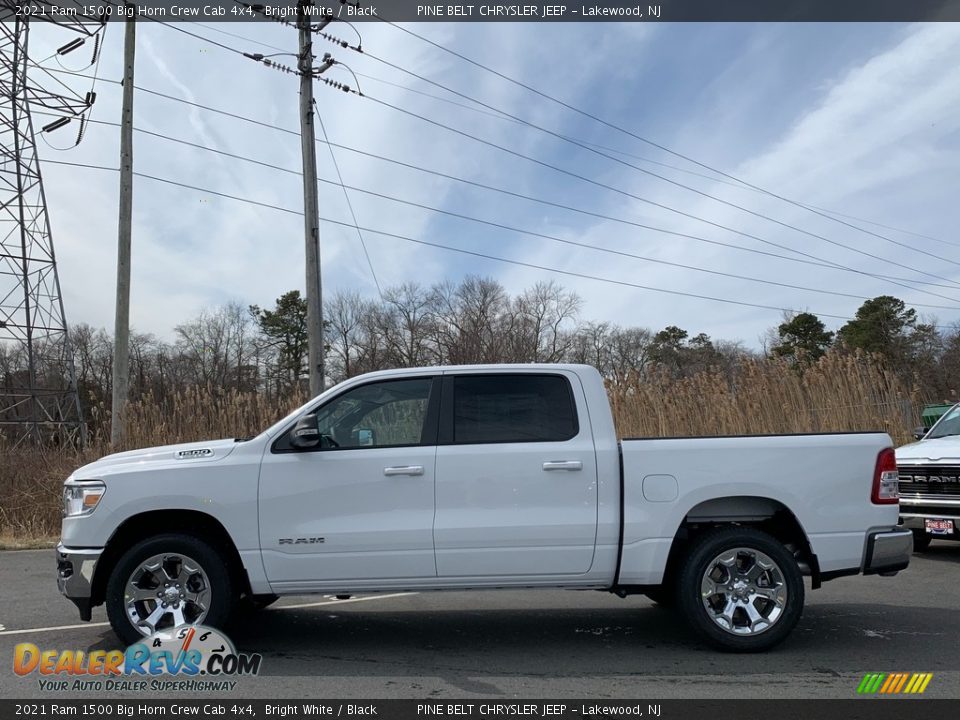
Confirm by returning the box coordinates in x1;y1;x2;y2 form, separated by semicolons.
863;527;912;576
900;507;960;538
56;543;102;621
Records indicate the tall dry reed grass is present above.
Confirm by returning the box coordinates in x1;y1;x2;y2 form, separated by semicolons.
609;352;916;443
0;388;307;539
0;352;919;539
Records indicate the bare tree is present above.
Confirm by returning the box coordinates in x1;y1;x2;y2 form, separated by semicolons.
431;276;511;364
327;289;368;381
511;280;581;362
173;302;257;393
382;282;438;368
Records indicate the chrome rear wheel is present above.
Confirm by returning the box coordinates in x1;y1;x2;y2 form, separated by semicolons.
678;527;804;652
699;547;786;635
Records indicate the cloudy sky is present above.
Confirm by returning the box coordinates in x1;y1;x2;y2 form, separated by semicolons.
27;20;960;347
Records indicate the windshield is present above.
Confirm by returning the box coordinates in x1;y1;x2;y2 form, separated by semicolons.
926;405;960;439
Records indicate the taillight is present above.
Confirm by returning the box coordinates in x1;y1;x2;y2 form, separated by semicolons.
872;447;899;504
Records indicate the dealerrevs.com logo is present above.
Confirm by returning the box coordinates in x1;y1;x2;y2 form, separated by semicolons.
13;625;262;692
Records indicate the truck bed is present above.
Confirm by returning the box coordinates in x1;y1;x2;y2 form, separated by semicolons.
616;432;898;584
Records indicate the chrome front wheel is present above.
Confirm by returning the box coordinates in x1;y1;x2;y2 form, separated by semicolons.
106;533;235;646
124;552;212;636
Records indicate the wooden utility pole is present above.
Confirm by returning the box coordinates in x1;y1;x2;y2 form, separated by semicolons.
111;14;135;447
298;0;324;396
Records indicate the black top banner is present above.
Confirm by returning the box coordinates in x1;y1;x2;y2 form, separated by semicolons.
2;0;959;23
0;700;958;720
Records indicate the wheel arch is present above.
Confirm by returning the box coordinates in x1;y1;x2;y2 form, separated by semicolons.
91;509;250;607
661;495;819;590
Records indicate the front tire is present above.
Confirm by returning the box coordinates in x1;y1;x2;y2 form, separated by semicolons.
677;527;804;652
105;533;235;646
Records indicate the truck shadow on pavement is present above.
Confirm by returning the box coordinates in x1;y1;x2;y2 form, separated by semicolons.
104;600;952;678
914;544;960;564
72;598;957;694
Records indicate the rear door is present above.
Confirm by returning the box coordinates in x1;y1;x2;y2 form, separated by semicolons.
433;370;598;578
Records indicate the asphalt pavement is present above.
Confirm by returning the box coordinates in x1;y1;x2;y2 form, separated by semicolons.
1;544;958;699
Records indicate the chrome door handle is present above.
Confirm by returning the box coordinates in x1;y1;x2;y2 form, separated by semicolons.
542;460;583;471
384;465;425;476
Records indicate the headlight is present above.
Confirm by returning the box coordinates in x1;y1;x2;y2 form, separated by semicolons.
62;481;105;517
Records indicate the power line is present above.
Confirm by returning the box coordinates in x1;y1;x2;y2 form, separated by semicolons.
40;158;300;214
39;86;960;295
127;21;960;302
373;18;960;260
26;59;87;103
313;102;382;298
357;90;960;304
27;64;119;84
133;19;960;252
347;43;960;277
184;22;770;182
95;0;252;59
43;111;960;312
40;157;894;325
108;17;960;288
33;57;960;252
803;206;960;249
355;73;960;252
198;6;960;283
194;21;288;54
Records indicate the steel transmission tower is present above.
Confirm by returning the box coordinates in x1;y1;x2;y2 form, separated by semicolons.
0;9;102;444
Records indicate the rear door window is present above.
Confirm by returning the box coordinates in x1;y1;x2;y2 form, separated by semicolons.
451;374;578;444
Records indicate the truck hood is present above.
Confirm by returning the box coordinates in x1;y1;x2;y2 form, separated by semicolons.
896;436;960;463
71;438;240;479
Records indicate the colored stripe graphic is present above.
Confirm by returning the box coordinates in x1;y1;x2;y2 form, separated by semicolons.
857;673;883;694
879;674;896;694
858;672;933;694
893;673;910;693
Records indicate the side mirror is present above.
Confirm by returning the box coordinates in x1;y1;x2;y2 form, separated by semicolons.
290;413;321;450
913;427;928;441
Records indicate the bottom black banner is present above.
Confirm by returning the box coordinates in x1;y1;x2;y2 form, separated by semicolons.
0;700;956;720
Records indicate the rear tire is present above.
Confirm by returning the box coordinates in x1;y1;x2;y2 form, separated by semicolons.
105;533;235;646
677;527;804;652
911;530;932;552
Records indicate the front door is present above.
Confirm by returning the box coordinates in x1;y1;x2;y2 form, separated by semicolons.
258;376;440;589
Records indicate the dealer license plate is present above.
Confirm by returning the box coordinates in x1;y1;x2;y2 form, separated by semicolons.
925;518;956;535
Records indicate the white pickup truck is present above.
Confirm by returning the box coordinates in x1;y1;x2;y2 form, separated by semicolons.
57;364;911;652
896;402;960;550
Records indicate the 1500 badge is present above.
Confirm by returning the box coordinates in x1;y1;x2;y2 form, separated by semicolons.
176;448;213;459
279;537;325;545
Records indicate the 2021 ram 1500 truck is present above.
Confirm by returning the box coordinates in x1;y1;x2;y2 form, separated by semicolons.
57;364;911;652
896;402;960;550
